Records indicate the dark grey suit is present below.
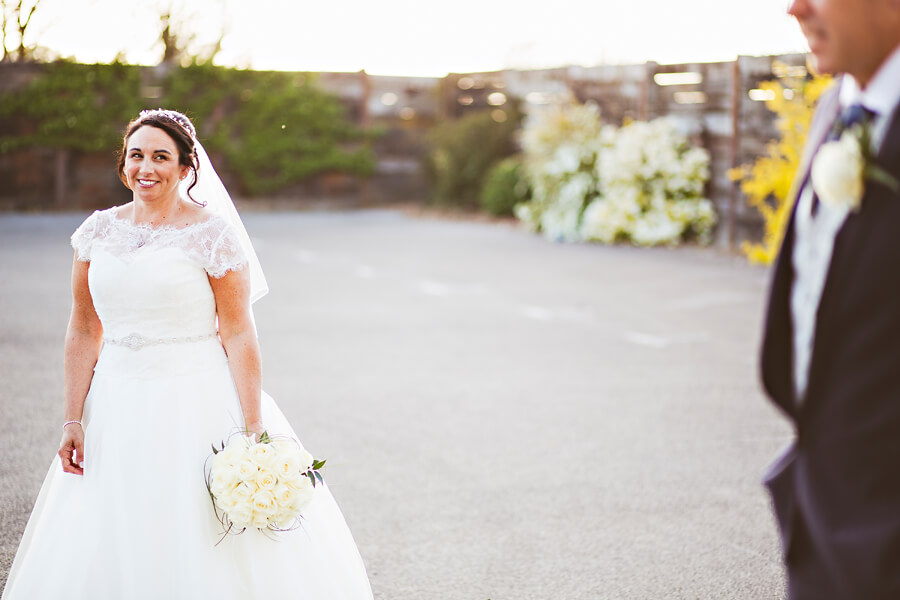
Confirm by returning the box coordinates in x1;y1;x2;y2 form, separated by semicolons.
761;81;900;599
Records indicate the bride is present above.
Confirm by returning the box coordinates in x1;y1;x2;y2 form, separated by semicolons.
1;109;374;599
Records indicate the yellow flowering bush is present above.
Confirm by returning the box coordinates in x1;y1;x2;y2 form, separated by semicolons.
732;67;833;264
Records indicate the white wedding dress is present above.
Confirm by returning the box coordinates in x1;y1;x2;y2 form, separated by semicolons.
2;207;374;600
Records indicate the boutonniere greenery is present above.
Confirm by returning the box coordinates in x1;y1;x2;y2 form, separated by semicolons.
811;121;899;212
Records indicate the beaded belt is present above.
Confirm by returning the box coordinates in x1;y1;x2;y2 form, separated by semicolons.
103;332;218;351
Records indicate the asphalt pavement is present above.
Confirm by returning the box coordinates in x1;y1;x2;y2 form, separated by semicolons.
0;210;790;599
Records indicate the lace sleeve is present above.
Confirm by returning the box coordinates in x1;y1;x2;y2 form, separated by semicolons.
205;218;249;278
70;211;100;262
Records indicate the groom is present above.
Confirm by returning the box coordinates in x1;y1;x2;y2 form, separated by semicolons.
760;0;900;598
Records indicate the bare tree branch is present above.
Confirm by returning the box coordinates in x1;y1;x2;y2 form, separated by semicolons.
1;0;10;62
15;0;33;60
0;0;42;62
17;0;37;30
160;11;180;65
156;0;229;66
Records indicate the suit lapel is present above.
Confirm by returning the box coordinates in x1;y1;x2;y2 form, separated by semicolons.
792;87;842;205
805;101;900;412
760;86;840;418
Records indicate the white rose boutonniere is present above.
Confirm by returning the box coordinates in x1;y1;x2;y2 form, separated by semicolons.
811;123;899;213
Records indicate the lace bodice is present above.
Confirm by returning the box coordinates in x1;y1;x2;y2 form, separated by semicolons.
70;207;248;343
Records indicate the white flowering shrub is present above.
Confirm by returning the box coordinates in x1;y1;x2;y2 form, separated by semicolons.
516;105;716;246
516;103;614;241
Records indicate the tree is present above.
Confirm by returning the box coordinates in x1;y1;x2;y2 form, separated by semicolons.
162;65;376;195
156;0;228;66
1;0;41;62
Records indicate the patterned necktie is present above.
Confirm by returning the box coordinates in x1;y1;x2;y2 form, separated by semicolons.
810;103;875;216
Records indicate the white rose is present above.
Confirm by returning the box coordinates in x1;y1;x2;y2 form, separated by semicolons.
273;507;297;529
291;491;315;514
210;456;240;483
296;448;314;471
272;484;304;526
284;471;312;490
250;510;270;530
252;490;277;517
273;483;295;507
219;441;247;465
272;452;301;479
228;503;253;528
248;442;279;470
236;458;259;482
255;469;278;491
231;481;255;503
271;438;313;470
271;438;303;457
811;131;865;212
215;495;238;514
269;438;295;452
287;476;316;512
210;472;237;498
215;490;237;507
210;451;231;472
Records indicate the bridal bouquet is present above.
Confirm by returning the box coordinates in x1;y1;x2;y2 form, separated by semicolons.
206;432;326;534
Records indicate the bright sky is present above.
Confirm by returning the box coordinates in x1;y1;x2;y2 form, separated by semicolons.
25;0;809;76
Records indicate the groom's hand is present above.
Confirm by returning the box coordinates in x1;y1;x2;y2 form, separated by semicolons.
59;424;85;475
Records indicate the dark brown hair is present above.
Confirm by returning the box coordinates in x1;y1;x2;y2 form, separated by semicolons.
116;109;203;205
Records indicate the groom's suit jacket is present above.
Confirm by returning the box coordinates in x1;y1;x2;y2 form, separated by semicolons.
761;81;900;597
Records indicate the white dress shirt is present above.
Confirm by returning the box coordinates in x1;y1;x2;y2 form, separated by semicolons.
791;44;900;402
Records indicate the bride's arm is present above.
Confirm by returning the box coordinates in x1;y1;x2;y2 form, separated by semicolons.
60;256;103;475
209;268;264;437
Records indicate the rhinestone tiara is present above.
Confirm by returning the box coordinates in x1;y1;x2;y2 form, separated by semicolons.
139;108;196;138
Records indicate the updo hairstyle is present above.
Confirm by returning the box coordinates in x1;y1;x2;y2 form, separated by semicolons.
116;109;204;205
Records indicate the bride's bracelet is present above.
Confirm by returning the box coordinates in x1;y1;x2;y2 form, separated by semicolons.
62;420;82;430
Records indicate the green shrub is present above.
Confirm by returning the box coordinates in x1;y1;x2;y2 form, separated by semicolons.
480;157;530;216
163;65;375;195
424;103;523;208
0;62;376;196
0;61;142;153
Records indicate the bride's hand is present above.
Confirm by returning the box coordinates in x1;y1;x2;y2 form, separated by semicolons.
59;423;85;475
245;420;266;442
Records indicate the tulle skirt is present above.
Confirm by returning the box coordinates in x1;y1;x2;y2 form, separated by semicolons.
2;339;373;600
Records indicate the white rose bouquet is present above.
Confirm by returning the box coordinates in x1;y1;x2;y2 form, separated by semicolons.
205;431;325;536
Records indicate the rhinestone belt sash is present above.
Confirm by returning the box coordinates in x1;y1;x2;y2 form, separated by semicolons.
103;332;218;351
